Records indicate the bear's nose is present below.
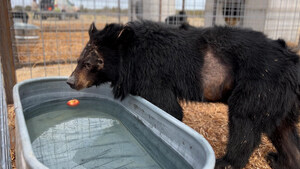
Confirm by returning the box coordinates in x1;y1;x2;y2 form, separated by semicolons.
67;76;75;88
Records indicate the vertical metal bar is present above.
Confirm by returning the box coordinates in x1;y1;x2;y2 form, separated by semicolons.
167;0;169;19
194;0;196;25
0;0;17;104
80;0;85;48
294;1;300;49
55;16;61;76
231;0;234;26
159;0;162;22
263;0;269;34
212;0;218;26
195;0;200;17
105;0;108;23
282;0;289;41
39;8;47;77
141;0;144;20
118;0;121;24
224;0;228;25
22;0;31;79
229;0;232;25
93;0;96;22
0;39;12;169
265;0;273;37
289;0;298;42
130;0;134;21
240;0;245;26
68;14;74;70
29;0;33;79
274;0;284;39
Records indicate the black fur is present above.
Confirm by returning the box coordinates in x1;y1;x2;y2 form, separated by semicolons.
70;21;300;169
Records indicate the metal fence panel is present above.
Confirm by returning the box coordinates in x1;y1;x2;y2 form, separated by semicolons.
0;61;12;169
8;0;300;82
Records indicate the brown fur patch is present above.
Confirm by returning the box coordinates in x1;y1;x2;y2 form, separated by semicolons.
201;49;233;101
77;71;92;89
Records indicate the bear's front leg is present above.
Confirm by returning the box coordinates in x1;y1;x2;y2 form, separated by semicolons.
139;88;183;121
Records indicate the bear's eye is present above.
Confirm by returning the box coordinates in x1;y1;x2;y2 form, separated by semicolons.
98;59;103;64
84;62;92;69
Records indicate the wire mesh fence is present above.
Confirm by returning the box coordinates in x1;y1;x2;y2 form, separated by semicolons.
7;0;300;82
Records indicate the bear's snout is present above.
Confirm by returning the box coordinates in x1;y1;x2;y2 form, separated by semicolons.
67;76;76;89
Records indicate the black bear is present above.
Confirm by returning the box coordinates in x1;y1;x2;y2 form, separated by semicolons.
165;10;188;25
67;21;300;169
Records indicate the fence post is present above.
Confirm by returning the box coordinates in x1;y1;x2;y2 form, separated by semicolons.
118;0;121;23
159;0;162;22
0;0;17;104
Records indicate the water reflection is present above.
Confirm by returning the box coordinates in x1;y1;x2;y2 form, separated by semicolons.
26;101;161;169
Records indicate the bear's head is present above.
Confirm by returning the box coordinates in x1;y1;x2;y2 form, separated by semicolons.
67;22;133;90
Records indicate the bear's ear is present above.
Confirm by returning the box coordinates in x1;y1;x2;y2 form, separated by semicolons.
117;26;134;44
89;22;97;37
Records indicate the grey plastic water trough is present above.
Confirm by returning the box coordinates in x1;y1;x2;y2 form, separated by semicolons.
13;77;215;169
